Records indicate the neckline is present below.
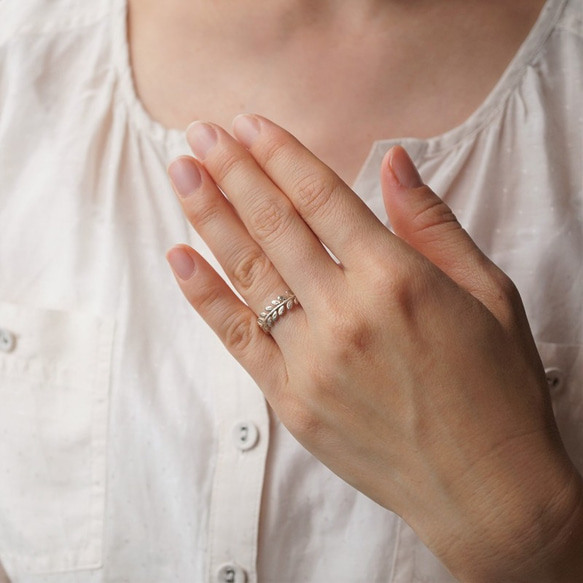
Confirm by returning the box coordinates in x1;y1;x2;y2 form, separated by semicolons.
112;0;185;150
368;0;566;157
113;0;567;158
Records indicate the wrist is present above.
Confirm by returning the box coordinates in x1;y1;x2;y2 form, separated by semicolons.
441;440;583;583
544;471;583;583
472;464;583;583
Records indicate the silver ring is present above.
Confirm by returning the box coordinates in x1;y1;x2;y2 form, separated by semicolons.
257;291;299;333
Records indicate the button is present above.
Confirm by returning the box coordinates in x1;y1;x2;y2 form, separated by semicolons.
0;328;16;353
217;563;247;583
545;367;564;392
233;421;259;451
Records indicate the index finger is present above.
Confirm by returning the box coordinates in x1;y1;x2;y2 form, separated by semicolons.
232;114;393;269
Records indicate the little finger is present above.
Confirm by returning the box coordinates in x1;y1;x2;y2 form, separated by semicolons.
168;155;306;341
166;244;287;396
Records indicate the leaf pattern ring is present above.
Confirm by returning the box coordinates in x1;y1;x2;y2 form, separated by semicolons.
257;291;299;333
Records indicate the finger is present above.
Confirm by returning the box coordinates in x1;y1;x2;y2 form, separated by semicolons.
165;244;287;395
168;155;306;328
381;145;523;326
232;114;392;270
185;121;342;304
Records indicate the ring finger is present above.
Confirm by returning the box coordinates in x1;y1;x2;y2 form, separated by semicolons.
168;155;305;339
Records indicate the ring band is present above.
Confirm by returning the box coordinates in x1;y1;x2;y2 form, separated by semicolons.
257;291;299;333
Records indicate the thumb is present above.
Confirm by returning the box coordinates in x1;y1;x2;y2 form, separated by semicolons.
381;145;518;324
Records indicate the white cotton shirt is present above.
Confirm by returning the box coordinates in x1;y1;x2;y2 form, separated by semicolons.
0;0;582;581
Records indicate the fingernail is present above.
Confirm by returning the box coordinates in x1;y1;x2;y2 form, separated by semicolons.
232;114;261;147
167;247;196;279
389;146;424;189
168;157;202;197
187;122;218;160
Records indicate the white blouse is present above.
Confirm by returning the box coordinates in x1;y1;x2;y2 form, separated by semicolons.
0;0;581;581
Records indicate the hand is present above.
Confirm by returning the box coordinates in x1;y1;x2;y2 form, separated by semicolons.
166;115;583;582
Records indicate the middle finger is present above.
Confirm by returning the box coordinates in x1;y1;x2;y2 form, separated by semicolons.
168;154;306;332
186;121;343;305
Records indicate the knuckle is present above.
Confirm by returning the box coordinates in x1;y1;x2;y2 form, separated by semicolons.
490;267;523;310
230;248;272;295
338;322;375;358
325;310;376;361
223;312;257;356
260;137;292;171
365;253;417;302
383;261;427;320
366;254;397;291
497;271;521;303
286;401;323;443
412;193;460;239
193;282;224;313
248;198;293;244
188;197;222;229
214;150;247;183
293;171;337;219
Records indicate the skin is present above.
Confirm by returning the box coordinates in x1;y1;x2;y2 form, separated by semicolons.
128;0;583;579
129;0;545;184
165;116;583;581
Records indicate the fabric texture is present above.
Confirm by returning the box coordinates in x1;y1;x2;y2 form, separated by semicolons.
0;0;581;581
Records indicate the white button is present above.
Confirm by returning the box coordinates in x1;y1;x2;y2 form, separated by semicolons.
233;421;259;451
545;367;564;392
0;328;16;353
217;563;247;583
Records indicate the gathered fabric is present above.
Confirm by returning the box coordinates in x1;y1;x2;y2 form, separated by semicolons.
0;0;581;581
